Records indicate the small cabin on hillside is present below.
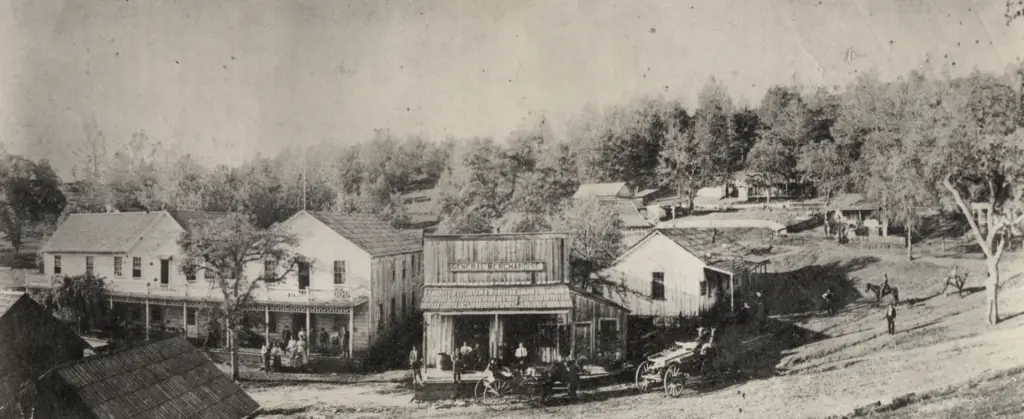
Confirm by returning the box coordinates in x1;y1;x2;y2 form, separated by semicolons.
419;233;628;368
572;182;632;200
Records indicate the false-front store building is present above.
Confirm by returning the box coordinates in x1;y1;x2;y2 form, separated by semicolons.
419;233;627;368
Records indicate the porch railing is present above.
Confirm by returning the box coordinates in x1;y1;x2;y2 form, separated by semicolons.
18;271;367;304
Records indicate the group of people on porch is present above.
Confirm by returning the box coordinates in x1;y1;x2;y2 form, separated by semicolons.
259;325;351;372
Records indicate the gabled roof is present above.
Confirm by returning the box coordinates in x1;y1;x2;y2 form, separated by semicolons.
304;211;423;257
40;212;165;254
0;292;24;318
603;200;653;229
51;336;259;419
830;193;880;211
572;182;630;199
167;211;234;231
634;189;661;198
612;228;756;268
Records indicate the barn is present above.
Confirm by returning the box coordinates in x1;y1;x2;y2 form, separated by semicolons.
419;233;628;369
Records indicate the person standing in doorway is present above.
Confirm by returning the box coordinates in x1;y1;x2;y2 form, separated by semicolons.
452;350;463;383
515;342;528;374
297;327;307;344
885;302;897;335
319;328;329;352
341;326;350;358
282;326;292;345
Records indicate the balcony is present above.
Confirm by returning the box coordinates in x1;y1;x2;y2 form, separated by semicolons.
18;272;367;305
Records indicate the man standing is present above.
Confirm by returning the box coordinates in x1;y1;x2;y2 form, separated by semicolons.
515;342;528;374
318;328;329;352
452;350;463;383
885;302;897;335
340;326;350;358
409;346;423;384
282;326;292;345
822;288;836;316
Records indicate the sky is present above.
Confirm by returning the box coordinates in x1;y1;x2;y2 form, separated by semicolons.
0;0;1022;180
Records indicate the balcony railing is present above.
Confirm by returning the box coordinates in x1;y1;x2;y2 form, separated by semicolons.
18;272;367;305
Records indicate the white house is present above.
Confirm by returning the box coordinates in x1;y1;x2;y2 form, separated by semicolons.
601;228;768;319
33;210;415;360
572;182;632;200
276;211;424;355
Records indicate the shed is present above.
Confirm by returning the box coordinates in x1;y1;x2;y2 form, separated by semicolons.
27;336;260;419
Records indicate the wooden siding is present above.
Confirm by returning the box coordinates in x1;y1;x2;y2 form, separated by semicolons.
422;313;454;368
571;293;627;360
368;252;423;346
603;233;717;317
423;234;569;286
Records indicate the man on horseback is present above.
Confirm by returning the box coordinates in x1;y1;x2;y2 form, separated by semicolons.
881;274;891;297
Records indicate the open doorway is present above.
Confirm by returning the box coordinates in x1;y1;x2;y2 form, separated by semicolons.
453;316;490;371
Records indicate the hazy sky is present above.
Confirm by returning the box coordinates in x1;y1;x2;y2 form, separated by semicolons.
1;0;1021;179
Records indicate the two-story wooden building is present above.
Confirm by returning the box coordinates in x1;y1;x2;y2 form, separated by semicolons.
33;210;422;359
420;233;627;369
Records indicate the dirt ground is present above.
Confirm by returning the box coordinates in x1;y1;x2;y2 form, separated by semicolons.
249;245;1024;419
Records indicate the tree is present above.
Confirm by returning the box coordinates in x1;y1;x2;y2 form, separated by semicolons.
1008;0;1024;24
796;140;849;235
932;72;1024;324
549;199;626;295
178;213;309;380
42;274;108;333
569;99;670;188
0;157;66;254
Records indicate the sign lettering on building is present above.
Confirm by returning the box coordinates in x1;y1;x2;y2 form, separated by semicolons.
450;261;545;272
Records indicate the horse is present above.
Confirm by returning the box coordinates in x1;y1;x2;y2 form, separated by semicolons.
865;283;900;305
941;272;969;297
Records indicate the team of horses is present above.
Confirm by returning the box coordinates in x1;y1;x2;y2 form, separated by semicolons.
862;267;970;308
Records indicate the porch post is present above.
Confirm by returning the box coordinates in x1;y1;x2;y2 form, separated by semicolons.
183;302;187;336
305;307;311;358
348;309;354;358
264;307;270;347
730;273;735;313
145;299;150;340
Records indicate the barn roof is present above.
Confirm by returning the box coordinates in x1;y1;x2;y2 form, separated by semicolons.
40;212;164;254
420;285;574;312
167;211;234;231
603;200;653;229
52;336;259;419
572;182;629;199
0;292;24;318
304;211;423;257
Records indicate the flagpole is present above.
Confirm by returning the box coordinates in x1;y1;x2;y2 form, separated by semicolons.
301;147;307;211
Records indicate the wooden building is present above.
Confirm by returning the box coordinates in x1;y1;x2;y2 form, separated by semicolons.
419;233;628;368
0;292;89;418
23;336;259;419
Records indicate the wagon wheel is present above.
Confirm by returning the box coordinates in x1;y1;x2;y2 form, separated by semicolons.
635;361;653;392
473;378;488;399
663;364;687;398
480;379;512;408
515;379;542;404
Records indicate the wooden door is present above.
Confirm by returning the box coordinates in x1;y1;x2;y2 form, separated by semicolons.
573;322;592;360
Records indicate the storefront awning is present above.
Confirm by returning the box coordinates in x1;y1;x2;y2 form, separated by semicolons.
421;285;573;312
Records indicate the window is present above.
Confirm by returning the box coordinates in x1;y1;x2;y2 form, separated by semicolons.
151;307;162;323
263;259;275;277
54;255;62;275
132;257;142;278
186;308;197;326
651;272;665;300
390;297;396;323
699;280;708;296
392;261;396;282
378;304;385;329
599;319;619;349
185;265;196;282
268;313;277;332
333;260;346;285
402;294;407;317
85;256;94;276
401;259;407;281
114;257;123;277
411;254;418;277
131;309;141;321
410;292;416;313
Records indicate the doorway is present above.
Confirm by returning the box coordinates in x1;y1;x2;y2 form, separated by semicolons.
574;322;593;361
160;260;169;285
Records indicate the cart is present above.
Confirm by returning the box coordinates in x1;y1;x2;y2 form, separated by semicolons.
474;362;578;409
634;341;700;392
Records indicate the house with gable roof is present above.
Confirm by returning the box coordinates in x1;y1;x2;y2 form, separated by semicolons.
30;210;395;361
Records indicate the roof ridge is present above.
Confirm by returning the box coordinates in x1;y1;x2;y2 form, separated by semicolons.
124;211;171;255
51;336;183;373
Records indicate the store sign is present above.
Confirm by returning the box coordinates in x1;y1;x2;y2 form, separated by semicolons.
450;261;545;272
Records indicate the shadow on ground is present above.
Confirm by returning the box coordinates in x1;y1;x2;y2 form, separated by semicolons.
751;257;880;316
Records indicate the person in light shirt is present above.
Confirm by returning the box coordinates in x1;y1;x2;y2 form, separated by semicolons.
514;342;528;374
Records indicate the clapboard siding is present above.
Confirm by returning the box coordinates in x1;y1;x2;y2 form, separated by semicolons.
424;234;569;286
571;293;628;359
368;252;423;346
422;313;454;368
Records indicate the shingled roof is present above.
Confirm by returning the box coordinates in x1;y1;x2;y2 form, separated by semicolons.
572;182;630;199
0;292;23;318
603;200;653;229
168;211;233;231
304;211;422;257
40;212;164;254
421;285;574;311
657;228;751;262
51;336;259;419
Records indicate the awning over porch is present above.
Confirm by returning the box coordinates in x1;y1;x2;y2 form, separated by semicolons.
708;258;769;275
421;285;573;312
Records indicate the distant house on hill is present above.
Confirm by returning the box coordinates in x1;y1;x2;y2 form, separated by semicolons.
399;187;441;231
572;182;632;200
23;336;260;419
602;200;654;248
0;292;89;417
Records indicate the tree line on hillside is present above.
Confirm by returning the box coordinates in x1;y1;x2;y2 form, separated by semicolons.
2;64;1023;324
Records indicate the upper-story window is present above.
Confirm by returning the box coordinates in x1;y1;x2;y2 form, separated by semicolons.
132;257;142;278
401;258;407;281
114;256;123;277
651;272;665;300
333;260;346;285
263;259;275;279
392;260;396;282
85;256;94;276
54;255;62;275
411;254;418;277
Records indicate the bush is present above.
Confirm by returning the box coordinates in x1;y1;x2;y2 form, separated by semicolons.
11;253;40;270
364;313;423;372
